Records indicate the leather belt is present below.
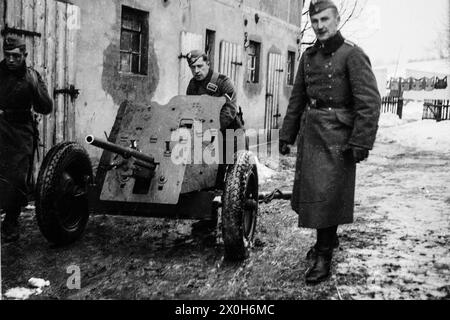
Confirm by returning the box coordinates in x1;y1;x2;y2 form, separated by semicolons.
309;98;346;110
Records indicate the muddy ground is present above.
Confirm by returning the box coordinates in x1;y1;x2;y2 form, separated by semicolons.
1;120;450;300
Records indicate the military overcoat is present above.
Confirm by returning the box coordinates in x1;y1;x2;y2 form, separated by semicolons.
280;32;381;229
0;60;53;208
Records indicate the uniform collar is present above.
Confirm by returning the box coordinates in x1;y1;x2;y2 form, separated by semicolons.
308;31;345;56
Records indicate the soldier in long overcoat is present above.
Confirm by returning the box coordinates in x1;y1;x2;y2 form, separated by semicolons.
0;35;53;242
279;0;381;284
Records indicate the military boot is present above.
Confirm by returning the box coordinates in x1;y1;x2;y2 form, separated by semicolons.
1;218;20;243
306;235;339;261
192;219;217;235
305;248;333;285
191;205;219;245
1;207;21;243
305;226;337;284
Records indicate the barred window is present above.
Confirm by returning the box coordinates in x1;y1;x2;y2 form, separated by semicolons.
287;51;296;85
247;41;261;83
120;6;149;75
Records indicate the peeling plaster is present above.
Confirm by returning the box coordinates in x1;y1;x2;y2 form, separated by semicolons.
101;42;159;106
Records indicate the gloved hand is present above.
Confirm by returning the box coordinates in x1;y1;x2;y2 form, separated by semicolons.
279;140;291;156
348;145;369;163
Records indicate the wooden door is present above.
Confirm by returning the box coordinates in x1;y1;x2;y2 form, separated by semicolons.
0;0;80;172
179;31;203;94
218;40;242;87
265;52;283;143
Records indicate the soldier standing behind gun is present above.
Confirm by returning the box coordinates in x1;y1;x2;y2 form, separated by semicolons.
279;0;381;284
0;35;53;243
185;50;244;236
185;50;242;132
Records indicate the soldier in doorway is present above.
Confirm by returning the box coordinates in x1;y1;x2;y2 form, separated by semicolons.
0;35;53;242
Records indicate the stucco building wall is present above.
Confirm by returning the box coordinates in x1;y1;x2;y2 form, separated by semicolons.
55;0;303;160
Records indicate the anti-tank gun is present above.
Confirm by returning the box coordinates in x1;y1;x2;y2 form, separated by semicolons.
85;135;158;182
34;96;259;261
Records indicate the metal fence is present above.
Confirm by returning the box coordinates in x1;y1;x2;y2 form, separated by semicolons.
422;100;450;121
381;96;404;119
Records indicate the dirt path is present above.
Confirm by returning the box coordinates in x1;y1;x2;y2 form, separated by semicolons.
1;121;449;300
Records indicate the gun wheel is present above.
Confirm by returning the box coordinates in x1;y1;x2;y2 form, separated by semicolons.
36;142;93;245
222;151;258;261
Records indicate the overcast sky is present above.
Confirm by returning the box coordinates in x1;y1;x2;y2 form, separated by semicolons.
335;0;449;66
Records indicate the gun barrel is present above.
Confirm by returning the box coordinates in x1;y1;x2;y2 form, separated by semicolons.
85;135;155;164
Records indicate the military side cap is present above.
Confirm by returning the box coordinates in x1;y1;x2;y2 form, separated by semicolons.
186;50;206;66
309;0;338;16
3;34;26;51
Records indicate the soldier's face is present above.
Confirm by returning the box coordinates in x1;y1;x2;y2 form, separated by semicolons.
189;58;210;81
311;8;341;42
4;48;27;71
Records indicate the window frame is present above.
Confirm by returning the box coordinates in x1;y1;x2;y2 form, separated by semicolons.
119;6;149;75
286;50;296;86
247;40;261;84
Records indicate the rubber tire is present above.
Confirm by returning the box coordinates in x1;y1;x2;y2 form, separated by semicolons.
222;150;258;261
35;142;93;245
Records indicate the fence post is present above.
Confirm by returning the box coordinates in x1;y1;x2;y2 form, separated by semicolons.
422;100;427;120
397;97;404;119
436;100;442;122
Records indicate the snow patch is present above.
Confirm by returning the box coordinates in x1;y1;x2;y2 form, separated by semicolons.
3;278;50;300
379;113;404;127
4;287;38;300
378;101;450;153
28;278;50;288
378;119;450;153
254;156;277;185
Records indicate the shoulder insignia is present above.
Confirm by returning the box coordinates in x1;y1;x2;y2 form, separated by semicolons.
344;39;356;47
206;82;218;93
218;74;226;80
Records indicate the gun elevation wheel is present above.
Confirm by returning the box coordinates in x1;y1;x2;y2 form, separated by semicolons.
36;142;93;245
222;151;258;261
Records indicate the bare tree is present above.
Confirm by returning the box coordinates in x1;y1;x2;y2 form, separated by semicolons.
300;0;367;46
447;2;450;58
429;4;450;60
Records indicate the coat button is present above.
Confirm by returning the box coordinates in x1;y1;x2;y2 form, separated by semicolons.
328;74;332;78
328;85;332;89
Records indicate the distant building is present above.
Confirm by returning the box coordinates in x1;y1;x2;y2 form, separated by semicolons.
374;59;450;100
0;0;303;165
404;59;450;100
